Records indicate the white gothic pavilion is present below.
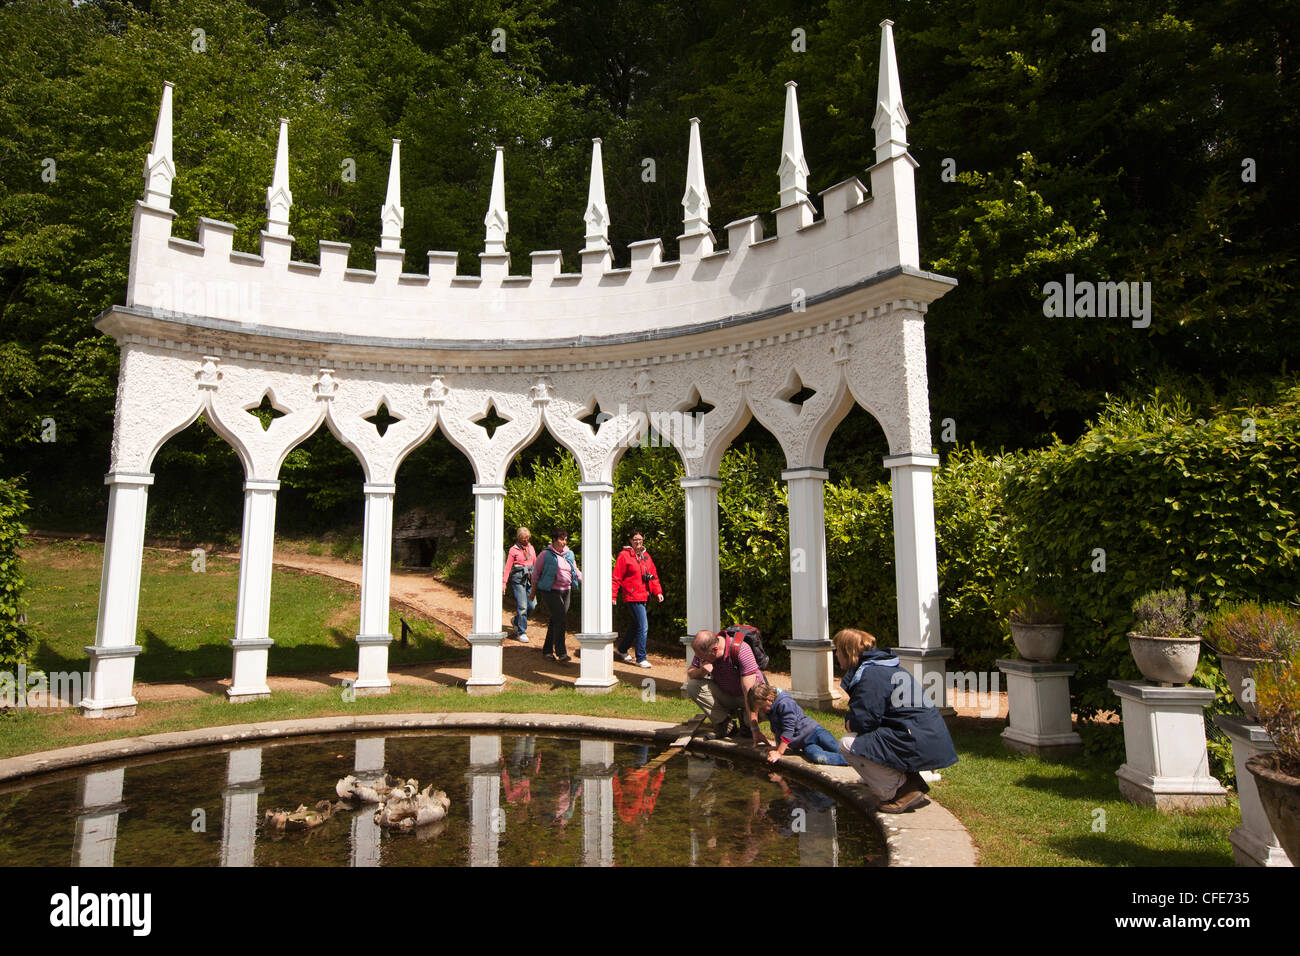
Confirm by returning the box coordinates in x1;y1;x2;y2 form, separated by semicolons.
84;21;957;716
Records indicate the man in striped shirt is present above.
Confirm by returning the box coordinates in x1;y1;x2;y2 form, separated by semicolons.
684;629;772;744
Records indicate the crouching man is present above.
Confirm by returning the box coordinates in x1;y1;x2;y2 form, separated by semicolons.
834;627;958;813
683;629;771;744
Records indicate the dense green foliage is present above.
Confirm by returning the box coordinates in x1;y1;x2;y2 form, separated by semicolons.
0;478;32;678
1006;382;1300;719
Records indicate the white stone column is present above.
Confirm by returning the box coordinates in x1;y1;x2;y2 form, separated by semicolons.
83;472;153;718
680;476;721;665
355;482;395;695
467;483;507;695
576;481;617;693
782;467;835;709
467;735;501;866
579;739;615;867
229;478;279;702
883;452;953;713
221;747;263;868
1215;715;1291;867
72;768;125;867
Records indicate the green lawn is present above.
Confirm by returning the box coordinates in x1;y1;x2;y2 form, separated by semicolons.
21;539;460;682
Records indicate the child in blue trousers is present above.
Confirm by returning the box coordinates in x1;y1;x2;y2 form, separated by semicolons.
748;683;848;766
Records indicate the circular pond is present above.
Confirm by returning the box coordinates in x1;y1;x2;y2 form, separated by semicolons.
0;731;886;867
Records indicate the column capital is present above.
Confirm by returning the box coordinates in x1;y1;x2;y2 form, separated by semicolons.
103;472;154;487
780;466;829;482
471;483;506;496
362;482;396;495
576;481;615;495
244;478;281;492
883;452;939;469
679;475;721;490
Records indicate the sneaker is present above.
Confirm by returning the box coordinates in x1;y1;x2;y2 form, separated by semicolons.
637;659;652;668
517;633;531;644
623;652;636;663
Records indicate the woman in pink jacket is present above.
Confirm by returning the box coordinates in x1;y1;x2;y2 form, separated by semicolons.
611;531;664;667
501;527;536;643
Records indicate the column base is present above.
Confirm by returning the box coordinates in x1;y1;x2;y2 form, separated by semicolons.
228;637;273;702
466;680;506;696
79;701;138;719
466;632;505;691
81;643;142;719
783;639;836;710
575;632;617;693
1110;679;1226;810
893;645;956;716
355;632;393;696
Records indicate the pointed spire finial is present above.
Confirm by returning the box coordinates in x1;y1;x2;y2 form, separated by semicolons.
484;146;509;254
778;81;810;207
265;118;293;236
681;117;710;237
380;139;404;250
584;138;610;251
873;19;910;161
143;81;175;210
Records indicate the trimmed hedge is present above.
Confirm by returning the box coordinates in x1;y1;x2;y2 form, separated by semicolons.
1005;384;1300;720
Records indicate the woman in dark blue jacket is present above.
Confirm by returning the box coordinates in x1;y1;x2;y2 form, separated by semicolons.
833;628;958;813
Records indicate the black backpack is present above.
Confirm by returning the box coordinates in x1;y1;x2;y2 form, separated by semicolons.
718;624;769;671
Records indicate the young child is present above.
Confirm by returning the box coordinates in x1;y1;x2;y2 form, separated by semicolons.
748;683;848;766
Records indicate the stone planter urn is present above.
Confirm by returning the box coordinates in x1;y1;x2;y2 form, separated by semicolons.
1127;632;1201;686
1219;654;1267;722
1246;753;1300;864
1011;622;1064;663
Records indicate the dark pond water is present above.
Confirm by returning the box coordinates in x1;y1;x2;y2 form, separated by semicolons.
0;732;886;867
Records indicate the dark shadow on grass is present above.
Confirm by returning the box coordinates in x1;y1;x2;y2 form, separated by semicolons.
1047;833;1232;867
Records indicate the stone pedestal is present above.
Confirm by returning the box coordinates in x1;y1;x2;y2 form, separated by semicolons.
1109;680;1227;810
1215;714;1292;867
996;659;1081;756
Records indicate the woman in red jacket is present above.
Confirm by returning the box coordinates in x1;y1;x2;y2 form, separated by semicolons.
611;531;664;667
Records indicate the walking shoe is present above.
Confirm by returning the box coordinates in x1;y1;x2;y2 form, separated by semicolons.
556;654;572;663
637;659;652;668
517;633;530;644
623;652;636;663
878;775;930;814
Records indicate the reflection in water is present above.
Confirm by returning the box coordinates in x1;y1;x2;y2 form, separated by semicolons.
221;748;262;868
72;768;124;868
0;733;883;867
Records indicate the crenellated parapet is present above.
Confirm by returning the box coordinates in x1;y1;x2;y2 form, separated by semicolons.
116;23;947;350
